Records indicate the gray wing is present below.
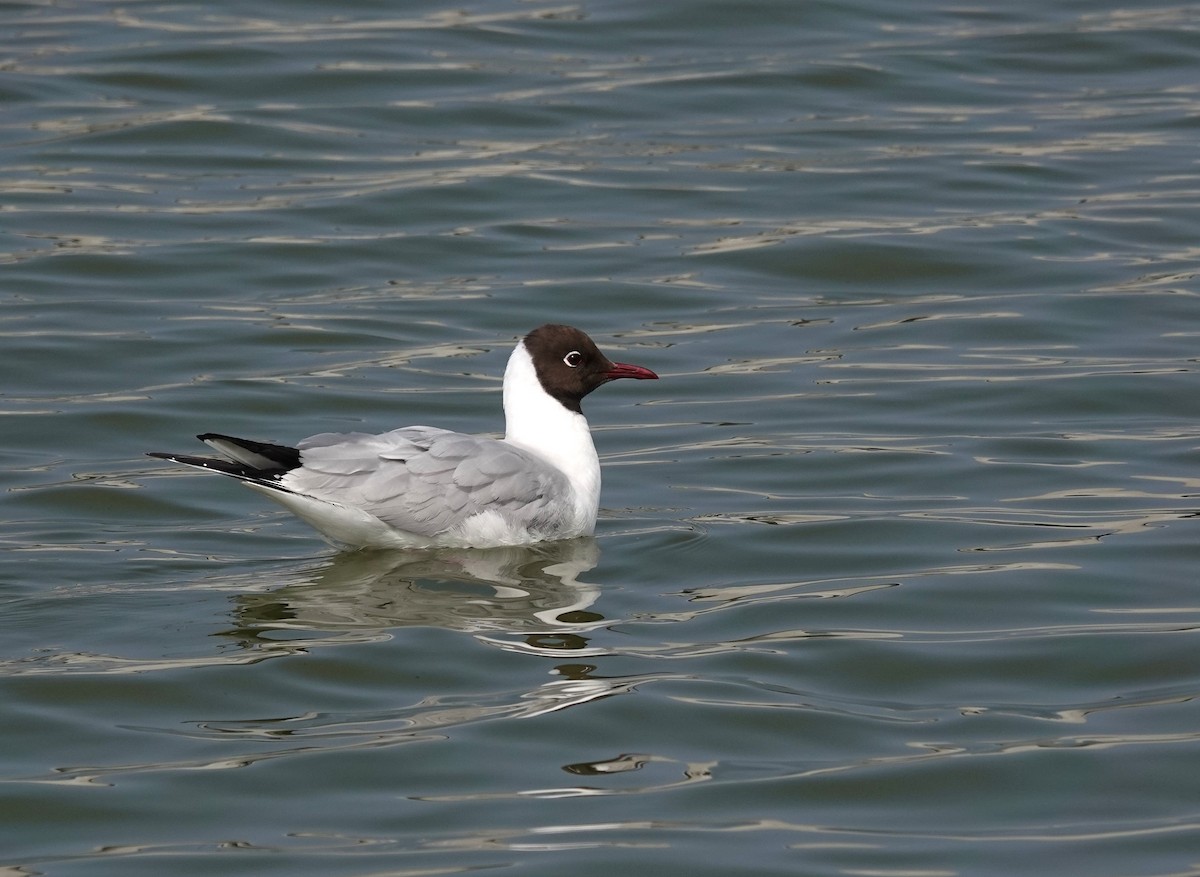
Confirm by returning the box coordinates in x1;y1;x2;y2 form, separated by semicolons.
283;426;572;538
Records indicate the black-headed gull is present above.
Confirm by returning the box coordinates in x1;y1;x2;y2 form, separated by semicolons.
148;324;658;549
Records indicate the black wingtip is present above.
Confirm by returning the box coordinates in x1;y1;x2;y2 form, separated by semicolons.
147;450;293;484
194;433;302;470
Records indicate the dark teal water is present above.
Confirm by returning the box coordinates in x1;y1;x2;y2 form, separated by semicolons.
3;2;1200;875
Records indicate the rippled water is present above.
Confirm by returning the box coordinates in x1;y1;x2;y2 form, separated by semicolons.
3;1;1200;875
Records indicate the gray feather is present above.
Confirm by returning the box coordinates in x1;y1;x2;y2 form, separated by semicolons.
282;426;570;539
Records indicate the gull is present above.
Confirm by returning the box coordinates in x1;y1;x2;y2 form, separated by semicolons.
148;324;658;549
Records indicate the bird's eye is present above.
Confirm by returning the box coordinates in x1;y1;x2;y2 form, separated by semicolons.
563;351;583;368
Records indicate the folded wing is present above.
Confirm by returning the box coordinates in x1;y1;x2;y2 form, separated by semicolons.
285;426;573;539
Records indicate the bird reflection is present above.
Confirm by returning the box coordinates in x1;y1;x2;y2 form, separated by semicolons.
224;537;604;647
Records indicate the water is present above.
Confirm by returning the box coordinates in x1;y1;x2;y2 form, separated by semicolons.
3;1;1200;874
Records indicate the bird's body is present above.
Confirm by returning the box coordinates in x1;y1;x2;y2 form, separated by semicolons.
148;325;657;549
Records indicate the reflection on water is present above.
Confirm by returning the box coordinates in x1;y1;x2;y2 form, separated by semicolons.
18;538;684;787
228;537;604;639
0;539;608;677
419;752;717;802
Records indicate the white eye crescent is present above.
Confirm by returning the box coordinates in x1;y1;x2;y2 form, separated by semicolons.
563;351;583;368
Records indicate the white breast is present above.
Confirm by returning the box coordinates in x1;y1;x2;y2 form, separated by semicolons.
501;341;601;534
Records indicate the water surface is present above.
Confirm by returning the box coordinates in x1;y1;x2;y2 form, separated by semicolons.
2;1;1199;875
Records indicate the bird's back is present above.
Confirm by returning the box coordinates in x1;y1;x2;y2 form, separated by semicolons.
277;426;581;547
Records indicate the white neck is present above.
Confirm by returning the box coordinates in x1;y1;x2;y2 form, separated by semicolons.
502;341;601;531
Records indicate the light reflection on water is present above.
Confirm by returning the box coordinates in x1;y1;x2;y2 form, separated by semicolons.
3;0;1200;874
